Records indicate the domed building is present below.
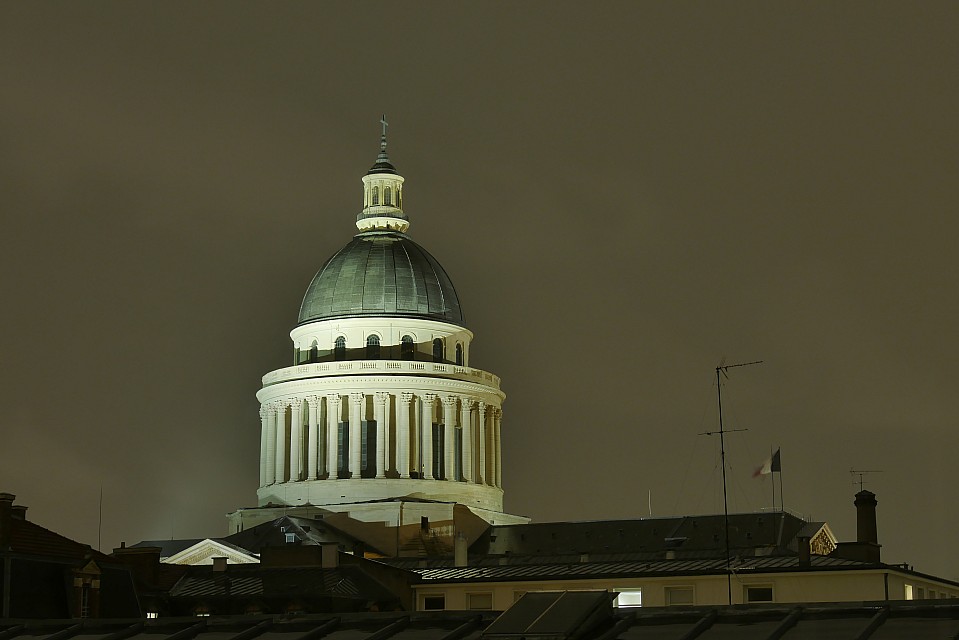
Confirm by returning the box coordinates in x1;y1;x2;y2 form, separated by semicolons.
228;124;527;541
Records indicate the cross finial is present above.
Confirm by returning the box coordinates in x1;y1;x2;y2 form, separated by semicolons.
380;114;388;152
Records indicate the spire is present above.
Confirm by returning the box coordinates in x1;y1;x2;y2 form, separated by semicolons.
357;116;408;232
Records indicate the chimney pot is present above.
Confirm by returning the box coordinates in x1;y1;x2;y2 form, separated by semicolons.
10;505;27;520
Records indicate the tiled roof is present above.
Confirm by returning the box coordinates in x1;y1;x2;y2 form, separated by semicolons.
410;554;874;583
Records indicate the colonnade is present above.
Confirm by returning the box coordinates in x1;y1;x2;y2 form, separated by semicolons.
258;392;502;489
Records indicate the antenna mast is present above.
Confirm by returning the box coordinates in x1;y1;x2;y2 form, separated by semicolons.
700;358;763;604
849;469;884;492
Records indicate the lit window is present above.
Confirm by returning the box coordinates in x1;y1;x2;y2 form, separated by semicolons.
432;338;444;363
372;186;379;205
384;186;392;206
401;335;415;360
146;612;158;619
334;336;346;361
467;593;493;610
744;585;774;603
422;594;445;610
905;584;914;600
366;335;381;360
285;532;296;543
614;589;643;608
665;586;694;606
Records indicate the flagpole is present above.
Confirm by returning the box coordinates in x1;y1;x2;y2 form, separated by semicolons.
779;455;784;513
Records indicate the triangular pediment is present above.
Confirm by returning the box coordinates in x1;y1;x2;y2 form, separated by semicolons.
163;538;259;565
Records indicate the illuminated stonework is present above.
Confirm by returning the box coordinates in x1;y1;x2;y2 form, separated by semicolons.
251;126;509;518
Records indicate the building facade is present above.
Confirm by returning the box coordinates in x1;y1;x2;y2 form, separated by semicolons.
229;125;525;533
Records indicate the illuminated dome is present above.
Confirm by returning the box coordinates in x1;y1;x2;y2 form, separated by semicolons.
298;230;464;325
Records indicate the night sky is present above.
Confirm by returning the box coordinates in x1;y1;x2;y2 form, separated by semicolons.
3;3;958;579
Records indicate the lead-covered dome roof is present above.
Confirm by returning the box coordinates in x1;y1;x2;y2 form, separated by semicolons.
298;230;464;325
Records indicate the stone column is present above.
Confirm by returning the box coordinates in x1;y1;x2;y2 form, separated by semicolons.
307;396;320;480
398;392;413;478
494;407;503;488
326;394;341;479
442;396;457;480
461;400;474;482
349;393;365;478
259;406;269;487
274;402;288;484
384;393;392;474
477;402;487;485
265;403;276;485
422;394;436;480
290;399;303;481
374;392;389;478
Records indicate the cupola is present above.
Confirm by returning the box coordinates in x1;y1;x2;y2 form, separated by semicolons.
356;115;409;232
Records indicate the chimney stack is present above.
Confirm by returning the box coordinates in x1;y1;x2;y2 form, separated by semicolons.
0;493;14;551
855;490;878;545
797;535;811;568
10;505;27;521
454;532;468;567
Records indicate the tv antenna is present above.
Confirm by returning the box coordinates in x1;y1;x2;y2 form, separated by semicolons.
699;358;763;605
849;469;883;492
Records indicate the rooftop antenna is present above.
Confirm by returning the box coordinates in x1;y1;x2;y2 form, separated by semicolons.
380;114;388;152
849;469;884;492
700;358;763;605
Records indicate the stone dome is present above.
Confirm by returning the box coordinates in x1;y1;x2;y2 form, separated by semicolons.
298;230;464;325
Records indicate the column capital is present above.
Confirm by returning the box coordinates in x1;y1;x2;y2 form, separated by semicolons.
350;392;365;406
442;395;458;407
462;399;477;411
422;393;438;405
326;393;342;404
492;406;502;418
400;392;414;404
259;405;269;419
306;394;322;407
478;401;487;411
373;391;390;405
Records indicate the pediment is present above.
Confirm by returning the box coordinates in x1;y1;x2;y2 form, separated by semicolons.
163;539;259;565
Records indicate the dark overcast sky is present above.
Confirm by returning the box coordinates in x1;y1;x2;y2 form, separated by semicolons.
2;2;958;578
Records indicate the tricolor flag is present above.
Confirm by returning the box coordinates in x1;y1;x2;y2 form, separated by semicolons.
753;448;781;478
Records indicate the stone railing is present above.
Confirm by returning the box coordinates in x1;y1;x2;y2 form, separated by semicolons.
262;360;501;389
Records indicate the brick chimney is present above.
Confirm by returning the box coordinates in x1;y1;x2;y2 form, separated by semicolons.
855;490;878;544
0;493;14;551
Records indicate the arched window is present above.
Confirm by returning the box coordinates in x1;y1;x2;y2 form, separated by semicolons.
366;335;381;360
432;338;444;363
309;340;318;363
372;186;379;205
401;335;415;360
384;186;392;206
334;336;346;361
455;343;463;366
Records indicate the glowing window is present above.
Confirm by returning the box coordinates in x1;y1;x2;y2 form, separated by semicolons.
366;335;381;360
146;612;158;619
432;338;444;363
401;335;415;360
334;336;346;361
905;584;914;600
614;589;643;608
372;186;379;205
384;186;392;206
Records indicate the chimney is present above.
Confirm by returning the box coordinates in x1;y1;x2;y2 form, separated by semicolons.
212;557;228;572
797;535;811;568
855;490;878;544
10;505;27;521
321;542;339;568
454;532;468;567
0;493;14;550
